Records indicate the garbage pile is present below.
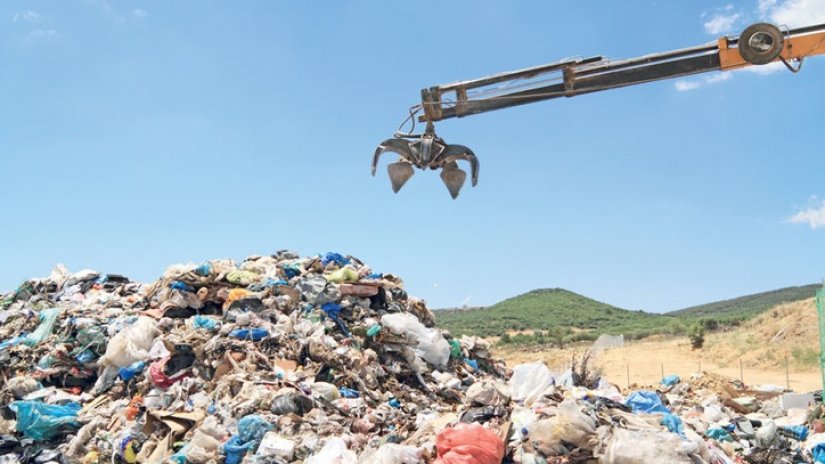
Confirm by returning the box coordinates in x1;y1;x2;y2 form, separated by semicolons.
1;252;824;463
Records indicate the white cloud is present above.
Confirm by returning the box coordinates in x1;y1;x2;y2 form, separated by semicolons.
704;12;742;34
674;72;732;91
740;61;786;75
675;80;702;91
705;72;733;84
460;295;474;306
13;10;42;23
29;28;57;40
788;197;825;229
768;0;825;27
132;8;147;19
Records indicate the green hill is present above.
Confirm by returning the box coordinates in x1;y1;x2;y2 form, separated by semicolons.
666;284;820;320
435;285;822;344
435;288;681;341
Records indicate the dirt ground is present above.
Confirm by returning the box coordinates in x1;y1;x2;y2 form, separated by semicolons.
493;299;824;391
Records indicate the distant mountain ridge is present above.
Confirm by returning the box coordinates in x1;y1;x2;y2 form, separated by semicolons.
435;284;820;340
665;284;821;319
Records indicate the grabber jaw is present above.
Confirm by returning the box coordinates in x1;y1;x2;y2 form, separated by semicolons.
387;162;414;193
372;122;479;198
440;162;467;199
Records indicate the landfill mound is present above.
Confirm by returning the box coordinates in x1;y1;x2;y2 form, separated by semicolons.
1;253;824;463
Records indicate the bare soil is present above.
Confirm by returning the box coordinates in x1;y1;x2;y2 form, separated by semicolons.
493;299;823;391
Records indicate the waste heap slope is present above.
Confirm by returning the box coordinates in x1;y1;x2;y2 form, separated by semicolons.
1;253;824;463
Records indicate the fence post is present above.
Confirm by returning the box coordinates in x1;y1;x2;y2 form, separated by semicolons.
626;365;630;388
785;357;790;390
739;359;743;384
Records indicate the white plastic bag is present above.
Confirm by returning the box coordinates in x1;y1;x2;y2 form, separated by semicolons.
599;428;692;464
530;399;596;455
381;313;450;367
185;430;221;463
256;432;296;460
305;437;357;464
509;362;554;406
98;317;159;368
359;444;423;464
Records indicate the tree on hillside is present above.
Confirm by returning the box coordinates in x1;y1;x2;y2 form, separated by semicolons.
551;327;572;349
688;323;705;349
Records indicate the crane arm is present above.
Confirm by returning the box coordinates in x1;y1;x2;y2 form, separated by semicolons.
373;22;825;198
421;23;825;122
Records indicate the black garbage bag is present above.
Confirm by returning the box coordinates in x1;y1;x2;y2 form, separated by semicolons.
270;392;314;416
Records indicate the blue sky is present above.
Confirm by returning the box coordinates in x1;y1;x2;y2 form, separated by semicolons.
2;0;824;312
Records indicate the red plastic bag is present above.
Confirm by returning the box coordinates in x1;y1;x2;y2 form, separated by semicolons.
434;423;504;464
148;357;192;389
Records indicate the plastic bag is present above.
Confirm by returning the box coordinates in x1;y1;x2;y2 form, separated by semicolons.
661;413;685;437
529;399;596;455
305;437;357;464
625;391;670;414
10;401;81;440
360;444;423;464
325;267;359;284
118;361;146;381
381;313;450;367
661;374;680;387
466;381;510;407
509;362;554;406
237;415;273;446
256;433;296;460
310;382;341;401
434;423;504;464
599;428;692;464
229;327;269;341
224;415;273;464
98;317;159;368
193;315;219;331
270;392;314;416
185;430;221;464
23;307;60;346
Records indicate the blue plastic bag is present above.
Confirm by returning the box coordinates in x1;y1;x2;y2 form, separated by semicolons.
170;281;194;292
783;425;809;441
339;387;360;398
119;361;147;381
229;328;269;341
660;413;685;437
237;414;273;444
24;308;60;346
223;435;253;464
195;262;212;276
322;303;351;337
11;401;81;440
625;391;670;414
661;375;680;387
223;415;273;463
193;315;219;331
814;443;825;463
706;428;732;441
321;252;350;267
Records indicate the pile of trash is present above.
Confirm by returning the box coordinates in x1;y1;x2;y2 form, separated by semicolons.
1;252;824;463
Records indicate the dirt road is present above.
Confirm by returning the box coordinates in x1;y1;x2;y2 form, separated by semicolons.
494;336;823;391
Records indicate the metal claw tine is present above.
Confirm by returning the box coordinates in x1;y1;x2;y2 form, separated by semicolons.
440;144;480;186
387;162;415;193
440;162;467;199
372;139;416;176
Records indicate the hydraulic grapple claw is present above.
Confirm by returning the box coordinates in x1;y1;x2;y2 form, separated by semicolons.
372;125;479;198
